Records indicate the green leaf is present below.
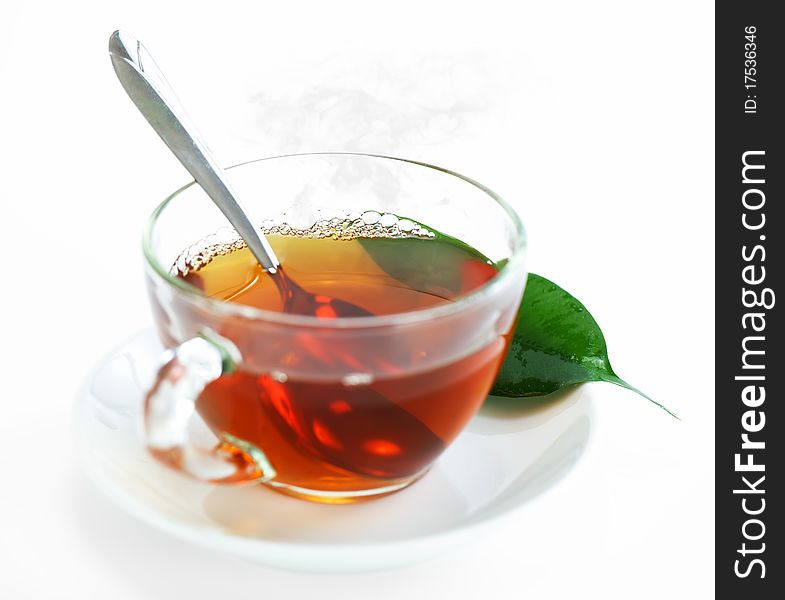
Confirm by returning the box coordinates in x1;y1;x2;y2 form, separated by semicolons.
492;273;677;418
359;222;675;417
358;226;495;297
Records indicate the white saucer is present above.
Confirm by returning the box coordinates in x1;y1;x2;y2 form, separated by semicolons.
74;329;593;572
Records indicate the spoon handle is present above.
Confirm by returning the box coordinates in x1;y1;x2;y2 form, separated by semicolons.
108;30;280;273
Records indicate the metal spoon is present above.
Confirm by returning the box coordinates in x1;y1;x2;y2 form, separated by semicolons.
109;31;370;317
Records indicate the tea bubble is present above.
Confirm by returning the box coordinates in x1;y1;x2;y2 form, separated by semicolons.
284;207;318;230
175;254;187;275
379;213;398;228
270;370;288;383
361;211;381;225
398;219;416;232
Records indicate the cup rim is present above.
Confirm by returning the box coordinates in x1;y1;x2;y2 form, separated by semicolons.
143;152;527;329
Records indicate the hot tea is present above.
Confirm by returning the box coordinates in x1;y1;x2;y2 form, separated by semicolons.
165;212;510;500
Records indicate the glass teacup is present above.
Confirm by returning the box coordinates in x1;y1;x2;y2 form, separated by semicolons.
143;153;526;503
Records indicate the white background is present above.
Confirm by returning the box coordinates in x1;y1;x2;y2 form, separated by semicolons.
0;1;714;598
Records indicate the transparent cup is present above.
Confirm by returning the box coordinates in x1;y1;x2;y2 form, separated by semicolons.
143;153;527;502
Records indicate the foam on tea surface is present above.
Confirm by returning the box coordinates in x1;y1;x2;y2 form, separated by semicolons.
170;209;435;278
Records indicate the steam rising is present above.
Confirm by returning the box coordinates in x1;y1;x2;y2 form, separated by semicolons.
246;53;497;154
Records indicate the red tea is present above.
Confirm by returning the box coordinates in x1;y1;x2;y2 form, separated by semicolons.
169;216;509;500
